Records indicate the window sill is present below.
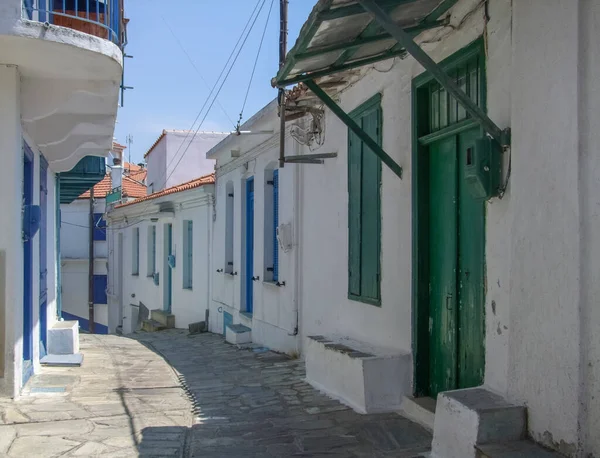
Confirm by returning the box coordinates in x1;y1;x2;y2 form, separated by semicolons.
263;281;280;288
132;273;139;277
348;293;381;307
146;274;154;278
183;287;193;291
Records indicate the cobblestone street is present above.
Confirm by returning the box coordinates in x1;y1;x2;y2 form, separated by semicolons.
0;330;431;457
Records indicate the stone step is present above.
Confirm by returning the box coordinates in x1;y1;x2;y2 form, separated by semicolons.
225;324;252;345
401;396;436;431
432;388;526;458
476;441;565;458
150;309;175;328
142;319;166;332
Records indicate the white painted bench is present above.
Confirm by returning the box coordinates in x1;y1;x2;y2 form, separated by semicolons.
305;335;411;414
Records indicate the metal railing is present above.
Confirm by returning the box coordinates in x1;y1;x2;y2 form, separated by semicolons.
23;0;123;46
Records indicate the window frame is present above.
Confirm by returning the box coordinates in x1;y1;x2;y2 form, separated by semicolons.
273;169;279;282
147;225;156;277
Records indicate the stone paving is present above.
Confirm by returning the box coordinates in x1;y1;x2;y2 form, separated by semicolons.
0;330;432;457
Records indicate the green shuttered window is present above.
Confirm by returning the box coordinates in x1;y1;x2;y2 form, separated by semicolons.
147;225;156;276
348;94;382;306
183;220;193;289
132;227;139;275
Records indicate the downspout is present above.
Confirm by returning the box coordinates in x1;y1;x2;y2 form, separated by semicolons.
278;0;288;168
55;175;62;319
88;187;95;334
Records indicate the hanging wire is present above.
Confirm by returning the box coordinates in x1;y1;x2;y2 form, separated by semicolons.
237;0;275;133
101;1;267;232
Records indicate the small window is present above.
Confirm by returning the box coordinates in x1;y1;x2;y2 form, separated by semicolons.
183;220;193;289
132;227;139;275
225;181;234;273
147;225;156;276
93;275;108;304
93;213;106;241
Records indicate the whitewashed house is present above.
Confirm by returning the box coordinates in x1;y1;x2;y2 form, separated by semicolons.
145;129;225;194
106;130;226;334
206;100;301;354
0;0;125;397
107;174;215;334
60;144;146;334
268;0;600;456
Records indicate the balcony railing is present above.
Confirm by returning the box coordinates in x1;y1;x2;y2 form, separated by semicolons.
23;0;124;47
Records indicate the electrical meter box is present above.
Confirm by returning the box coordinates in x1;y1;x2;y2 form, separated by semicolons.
464;136;501;200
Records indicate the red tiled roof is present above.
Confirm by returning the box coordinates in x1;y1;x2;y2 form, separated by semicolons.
78;164;147;199
115;173;215;209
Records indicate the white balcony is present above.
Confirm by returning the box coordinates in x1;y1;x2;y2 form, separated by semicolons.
0;0;125;171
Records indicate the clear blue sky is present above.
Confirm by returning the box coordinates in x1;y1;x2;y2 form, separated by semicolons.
114;0;314;165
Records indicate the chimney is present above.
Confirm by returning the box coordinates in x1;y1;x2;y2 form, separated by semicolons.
111;141;125;190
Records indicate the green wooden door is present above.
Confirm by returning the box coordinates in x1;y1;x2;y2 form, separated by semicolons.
427;127;485;396
428;136;459;395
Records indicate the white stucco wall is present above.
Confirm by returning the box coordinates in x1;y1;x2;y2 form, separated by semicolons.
295;0;512;396
108;186;214;333
0;64;59;397
165;132;221;190
209;102;300;355
146;136;167;194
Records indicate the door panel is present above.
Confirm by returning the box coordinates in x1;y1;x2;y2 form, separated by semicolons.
428;136;458;396
457;128;485;388
39;159;48;352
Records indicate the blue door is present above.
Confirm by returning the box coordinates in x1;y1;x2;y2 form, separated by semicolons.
39;157;48;356
22;144;34;385
165;223;173;313
245;177;254;314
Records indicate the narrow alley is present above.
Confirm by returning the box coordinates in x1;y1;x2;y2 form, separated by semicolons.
0;331;432;457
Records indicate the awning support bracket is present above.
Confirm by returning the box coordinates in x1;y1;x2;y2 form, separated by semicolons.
304;79;403;179
359;0;510;147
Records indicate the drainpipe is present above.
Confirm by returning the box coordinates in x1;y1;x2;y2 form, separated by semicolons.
88;187;95;333
278;0;288;168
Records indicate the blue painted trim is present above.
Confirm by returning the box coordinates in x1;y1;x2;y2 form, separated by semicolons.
93;213;106;241
61;311;108;334
56;175;62;318
93;275;108;304
165;223;173;313
22;141;34;366
39;156;48;352
245;177;254;314
223;311;233;336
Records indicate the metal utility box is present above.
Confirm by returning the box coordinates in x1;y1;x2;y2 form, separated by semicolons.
464;136;502;200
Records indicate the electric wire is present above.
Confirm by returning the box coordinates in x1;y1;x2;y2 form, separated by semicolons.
237;0;275;130
100;0;268;232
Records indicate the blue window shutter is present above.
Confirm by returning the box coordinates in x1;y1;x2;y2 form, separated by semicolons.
152;226;156;274
93;275;108;304
93;213;106;241
273;170;279;282
132;228;139;275
183;221;193;289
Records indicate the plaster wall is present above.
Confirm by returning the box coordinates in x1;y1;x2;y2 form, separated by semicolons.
146;136;167;194
209;103;299;354
579;1;600;455
61;199;108;259
164;132;221;189
296;0;512;398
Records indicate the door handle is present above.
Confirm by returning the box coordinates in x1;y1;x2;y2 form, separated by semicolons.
446;293;452;311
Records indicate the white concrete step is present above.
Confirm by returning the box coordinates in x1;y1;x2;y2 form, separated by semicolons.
150;309;175;328
431;388;526;458
401;396;436;431
225;324;252;345
142;319;166;333
476;441;565;457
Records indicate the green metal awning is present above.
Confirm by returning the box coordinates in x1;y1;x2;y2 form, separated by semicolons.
273;0;510;174
273;0;456;87
59;156;106;204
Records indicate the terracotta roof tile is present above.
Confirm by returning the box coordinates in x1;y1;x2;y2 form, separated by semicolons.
115;173;215;209
78;165;147;200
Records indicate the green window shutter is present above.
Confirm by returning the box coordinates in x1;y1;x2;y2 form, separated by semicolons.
359;108;381;302
183;221;193;289
347;94;382;305
132;227;139;275
348;129;362;297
